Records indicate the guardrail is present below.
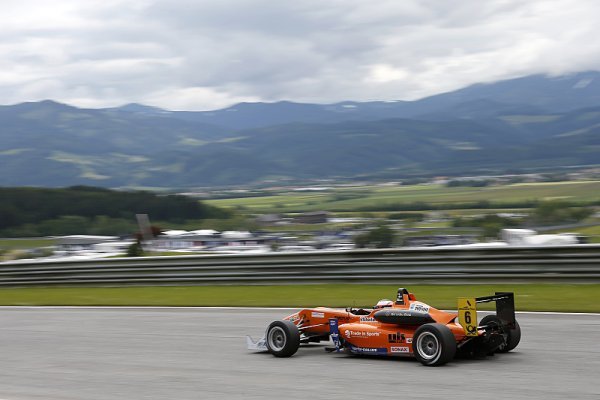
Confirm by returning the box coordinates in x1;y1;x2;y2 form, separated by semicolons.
1;245;599;287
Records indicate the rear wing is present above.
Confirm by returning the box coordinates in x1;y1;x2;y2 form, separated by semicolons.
476;292;516;328
458;292;515;336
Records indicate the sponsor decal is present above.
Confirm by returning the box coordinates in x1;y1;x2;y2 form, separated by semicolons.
354;347;377;353
390;346;410;353
344;330;381;338
406;338;412;344
349;345;387;355
387;311;412;317
311;311;325;319
387;333;405;343
359;316;376;322
409;302;430;313
329;319;341;350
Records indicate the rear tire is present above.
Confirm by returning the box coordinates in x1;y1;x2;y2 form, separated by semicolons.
480;315;521;353
266;320;300;357
413;323;456;366
501;319;521;352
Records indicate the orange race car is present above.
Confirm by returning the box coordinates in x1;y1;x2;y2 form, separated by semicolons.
247;288;521;366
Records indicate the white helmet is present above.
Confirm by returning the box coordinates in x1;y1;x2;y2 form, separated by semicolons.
374;299;393;309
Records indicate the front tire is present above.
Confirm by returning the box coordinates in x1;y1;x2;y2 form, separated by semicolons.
413;323;456;366
266;320;300;357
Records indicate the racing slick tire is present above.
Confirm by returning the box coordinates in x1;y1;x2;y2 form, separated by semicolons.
266;320;300;358
503;320;521;352
480;315;521;353
413;323;456;366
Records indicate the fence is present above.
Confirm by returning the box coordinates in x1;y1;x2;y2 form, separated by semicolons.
1;245;599;287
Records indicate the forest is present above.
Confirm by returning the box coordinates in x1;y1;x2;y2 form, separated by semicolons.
0;186;230;237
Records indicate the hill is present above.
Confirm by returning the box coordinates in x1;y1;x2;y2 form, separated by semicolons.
1;71;599;188
142;70;600;129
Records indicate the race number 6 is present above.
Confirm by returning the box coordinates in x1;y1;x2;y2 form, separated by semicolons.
458;297;478;337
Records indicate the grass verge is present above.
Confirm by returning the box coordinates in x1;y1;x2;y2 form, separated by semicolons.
0;284;598;312
0;238;56;250
206;181;600;213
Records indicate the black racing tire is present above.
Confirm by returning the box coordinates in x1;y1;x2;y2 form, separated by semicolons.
266;320;300;358
413;323;457;366
502;319;521;352
480;315;521;353
506;321;521;352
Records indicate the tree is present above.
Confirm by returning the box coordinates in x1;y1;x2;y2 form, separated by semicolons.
452;214;522;239
126;241;144;257
532;201;593;225
0;186;231;237
354;225;396;248
481;221;504;239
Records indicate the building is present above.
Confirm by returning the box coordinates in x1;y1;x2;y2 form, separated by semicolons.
293;211;330;224
55;235;121;252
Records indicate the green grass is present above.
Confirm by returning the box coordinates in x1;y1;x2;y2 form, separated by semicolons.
551;224;600;243
414;221;451;228
0;284;598;312
206;181;600;213
0;238;56;250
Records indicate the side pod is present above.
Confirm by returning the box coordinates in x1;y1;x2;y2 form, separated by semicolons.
373;309;435;325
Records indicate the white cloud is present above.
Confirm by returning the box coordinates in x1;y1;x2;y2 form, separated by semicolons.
366;65;409;84
144;86;261;111
0;0;599;109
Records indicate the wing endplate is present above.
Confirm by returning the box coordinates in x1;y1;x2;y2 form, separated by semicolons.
458;297;478;337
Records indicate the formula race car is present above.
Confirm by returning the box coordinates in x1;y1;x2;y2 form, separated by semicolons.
247;288;521;366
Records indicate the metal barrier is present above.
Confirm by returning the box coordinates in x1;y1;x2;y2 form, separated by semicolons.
1;245;599;287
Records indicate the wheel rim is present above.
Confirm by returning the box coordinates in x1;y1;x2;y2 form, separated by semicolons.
416;332;439;361
268;326;286;351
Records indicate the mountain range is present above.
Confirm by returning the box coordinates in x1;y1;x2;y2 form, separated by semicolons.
1;71;599;188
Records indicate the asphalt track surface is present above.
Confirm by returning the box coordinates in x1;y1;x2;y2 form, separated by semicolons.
0;308;598;400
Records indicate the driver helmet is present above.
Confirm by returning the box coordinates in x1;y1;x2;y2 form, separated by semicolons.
374;299;393;309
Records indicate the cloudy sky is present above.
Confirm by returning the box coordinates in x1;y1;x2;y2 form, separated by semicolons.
2;0;599;110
